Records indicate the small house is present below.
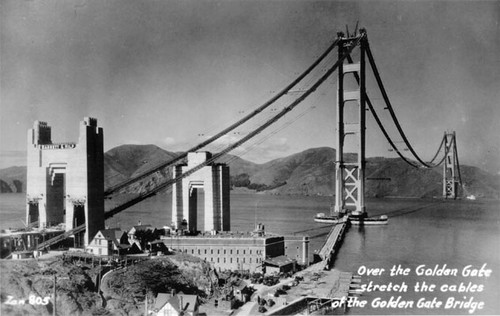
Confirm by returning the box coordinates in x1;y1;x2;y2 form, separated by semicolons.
148;240;169;255
153;292;199;316
232;280;253;303
86;228;130;256
263;255;297;275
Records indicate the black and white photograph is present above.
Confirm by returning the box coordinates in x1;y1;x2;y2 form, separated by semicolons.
1;1;499;315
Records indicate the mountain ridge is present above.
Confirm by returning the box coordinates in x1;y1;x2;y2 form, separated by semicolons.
1;145;499;199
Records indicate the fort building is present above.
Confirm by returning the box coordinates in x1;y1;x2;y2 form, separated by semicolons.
162;224;309;272
169;152;309;271
26;118;104;246
164;224;284;272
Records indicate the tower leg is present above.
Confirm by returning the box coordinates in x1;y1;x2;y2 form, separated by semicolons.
334;33;367;215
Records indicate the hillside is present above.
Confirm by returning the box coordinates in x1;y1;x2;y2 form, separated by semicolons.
228;149;444;197
1;145;499;198
104;144;179;189
0;254;215;316
364;157;442;198
0;166;26;193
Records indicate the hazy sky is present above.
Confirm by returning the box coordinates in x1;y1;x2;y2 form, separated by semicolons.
1;0;499;173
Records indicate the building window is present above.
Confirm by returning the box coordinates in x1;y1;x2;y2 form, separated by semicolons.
211;249;213;255
243;250;246;255
217;258;220;263
192;249;194;254
224;258;226;263
249;258;252;263
218;249;220;255
243;258;245;263
230;258;232;263
236;258;239;263
230;250;232;255
205;249;207;254
198;249;200;255
236;250;239;255
250;250;252;255
224;249;226;254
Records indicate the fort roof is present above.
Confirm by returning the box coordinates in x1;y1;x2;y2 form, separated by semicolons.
263;255;296;267
167;231;283;240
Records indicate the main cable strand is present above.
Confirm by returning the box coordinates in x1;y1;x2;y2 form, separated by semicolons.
105;38;341;195
106;35;364;217
366;44;440;169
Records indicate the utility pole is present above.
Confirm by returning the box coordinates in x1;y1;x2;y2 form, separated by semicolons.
47;274;69;316
53;275;57;316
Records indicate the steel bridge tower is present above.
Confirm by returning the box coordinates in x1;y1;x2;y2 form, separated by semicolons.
443;132;459;199
334;31;367;215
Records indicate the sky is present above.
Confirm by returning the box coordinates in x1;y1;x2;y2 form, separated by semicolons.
1;0;499;173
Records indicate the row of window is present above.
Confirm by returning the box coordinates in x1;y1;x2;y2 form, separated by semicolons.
174;247;265;265
95;238;112;246
202;257;262;264
88;248;103;255
192;248;262;255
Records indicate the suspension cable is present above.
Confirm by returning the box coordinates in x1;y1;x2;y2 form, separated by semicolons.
433;144;448;167
345;54;419;168
107;35;364;216
105;38;340;195
366;44;441;169
453;136;463;185
428;133;446;165
203;35;364;167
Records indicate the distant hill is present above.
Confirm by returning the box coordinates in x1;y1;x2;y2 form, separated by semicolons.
104;144;178;189
0;166;26;193
248;147;340;195
1;145;499;199
226;148;444;197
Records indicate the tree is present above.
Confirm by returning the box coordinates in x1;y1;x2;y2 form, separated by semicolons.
133;229;156;250
231;174;251;187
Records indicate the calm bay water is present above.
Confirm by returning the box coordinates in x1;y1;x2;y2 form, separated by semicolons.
1;193;499;314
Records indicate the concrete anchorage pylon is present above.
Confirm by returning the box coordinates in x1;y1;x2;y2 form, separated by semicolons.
172;152;230;233
26;118;105;246
334;32;367;216
443;132;459;199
